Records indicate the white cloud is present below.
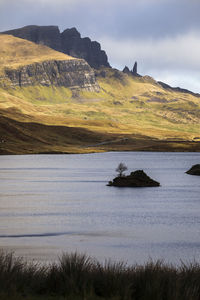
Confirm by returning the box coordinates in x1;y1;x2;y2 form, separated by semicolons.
99;31;200;92
100;31;200;72
153;71;200;93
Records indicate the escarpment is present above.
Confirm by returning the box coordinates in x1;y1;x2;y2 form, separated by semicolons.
3;25;110;69
3;59;99;91
60;27;110;69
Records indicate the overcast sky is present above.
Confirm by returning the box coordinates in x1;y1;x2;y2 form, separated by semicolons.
0;0;200;92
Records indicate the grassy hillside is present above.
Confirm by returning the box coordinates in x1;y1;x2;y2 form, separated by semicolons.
1;69;199;139
0;115;109;154
0;35;200;154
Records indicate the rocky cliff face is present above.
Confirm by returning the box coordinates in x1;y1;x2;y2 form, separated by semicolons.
3;25;110;69
60;28;110;69
3;25;62;52
4;59;99;91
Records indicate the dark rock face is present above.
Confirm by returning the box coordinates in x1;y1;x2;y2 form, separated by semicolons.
3;25;62;52
61;28;110;69
186;164;200;176
122;66;130;74
4;59;99;91
2;25;110;69
107;170;160;187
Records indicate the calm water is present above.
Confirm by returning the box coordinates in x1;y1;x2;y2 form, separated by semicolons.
0;152;200;264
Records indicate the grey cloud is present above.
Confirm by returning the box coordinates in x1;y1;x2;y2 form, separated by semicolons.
100;31;200;92
154;71;200;93
1;0;200;39
100;31;200;71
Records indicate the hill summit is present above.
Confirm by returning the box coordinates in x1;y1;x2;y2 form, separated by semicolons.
2;25;110;69
0;29;200;155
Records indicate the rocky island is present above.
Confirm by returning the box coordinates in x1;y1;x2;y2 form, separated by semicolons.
186;164;200;176
108;170;160;187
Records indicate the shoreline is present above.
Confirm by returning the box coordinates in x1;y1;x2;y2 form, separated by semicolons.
1;115;200;155
1;140;200;155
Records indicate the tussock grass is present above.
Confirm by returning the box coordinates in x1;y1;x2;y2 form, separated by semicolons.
1;251;200;300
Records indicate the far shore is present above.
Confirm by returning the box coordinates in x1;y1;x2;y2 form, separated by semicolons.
1;139;200;155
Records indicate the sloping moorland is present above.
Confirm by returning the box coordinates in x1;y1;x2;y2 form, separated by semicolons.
0;34;200;154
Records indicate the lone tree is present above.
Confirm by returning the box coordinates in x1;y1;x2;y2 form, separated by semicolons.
116;162;128;177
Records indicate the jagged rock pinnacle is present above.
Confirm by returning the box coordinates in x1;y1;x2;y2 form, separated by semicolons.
132;61;137;75
123;61;140;77
122;66;130;74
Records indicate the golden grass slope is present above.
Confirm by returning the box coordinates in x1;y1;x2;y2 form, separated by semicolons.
0;69;199;143
0;34;75;73
0;34;199;153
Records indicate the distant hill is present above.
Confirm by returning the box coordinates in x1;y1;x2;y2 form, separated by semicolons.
2;25;110;69
158;81;200;98
0;32;200;154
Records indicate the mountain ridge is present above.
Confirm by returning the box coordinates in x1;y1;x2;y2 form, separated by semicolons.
0;30;200;154
158;81;200;98
2;25;110;69
3;25;199;97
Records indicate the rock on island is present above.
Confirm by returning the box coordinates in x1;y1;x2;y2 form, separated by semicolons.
186;164;200;176
107;170;160;187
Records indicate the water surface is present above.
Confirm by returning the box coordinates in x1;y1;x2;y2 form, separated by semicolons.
0;152;199;264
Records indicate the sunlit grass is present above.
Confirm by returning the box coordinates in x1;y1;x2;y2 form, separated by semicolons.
0;34;75;73
0;36;199;149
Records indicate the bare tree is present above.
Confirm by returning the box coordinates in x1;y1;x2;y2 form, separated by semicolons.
116;162;128;177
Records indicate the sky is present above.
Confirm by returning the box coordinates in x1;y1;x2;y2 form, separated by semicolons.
0;0;200;92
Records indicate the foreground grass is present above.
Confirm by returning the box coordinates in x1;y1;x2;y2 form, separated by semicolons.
1;251;200;300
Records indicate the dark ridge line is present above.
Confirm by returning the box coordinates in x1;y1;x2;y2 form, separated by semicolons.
158;81;200;97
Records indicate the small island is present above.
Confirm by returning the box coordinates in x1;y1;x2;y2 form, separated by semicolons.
186;164;200;176
107;163;160;187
